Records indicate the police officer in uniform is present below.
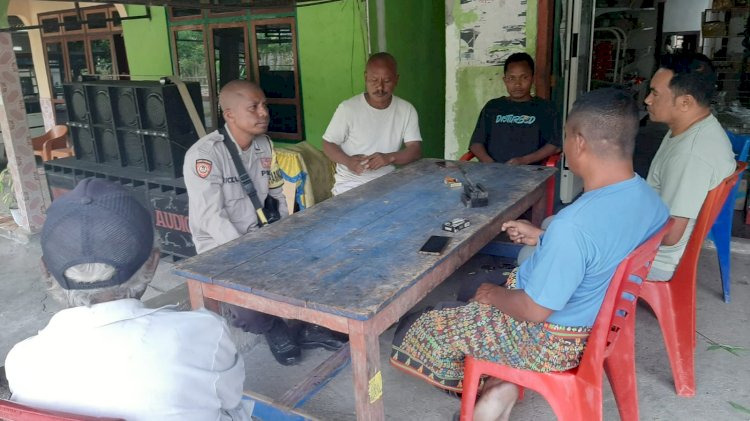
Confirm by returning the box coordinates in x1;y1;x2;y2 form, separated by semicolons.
184;80;345;366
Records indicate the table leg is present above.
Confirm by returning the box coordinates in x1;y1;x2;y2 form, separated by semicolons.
349;320;384;421
530;189;546;227
187;279;220;313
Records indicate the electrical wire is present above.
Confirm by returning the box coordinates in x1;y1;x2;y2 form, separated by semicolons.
296;0;344;8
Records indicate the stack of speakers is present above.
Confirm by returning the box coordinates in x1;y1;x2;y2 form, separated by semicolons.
63;79;204;178
46;80;205;260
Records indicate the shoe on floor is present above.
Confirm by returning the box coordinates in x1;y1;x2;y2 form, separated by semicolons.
264;319;301;366
297;323;348;351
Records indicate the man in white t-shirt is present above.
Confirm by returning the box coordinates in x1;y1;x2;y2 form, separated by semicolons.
322;52;422;195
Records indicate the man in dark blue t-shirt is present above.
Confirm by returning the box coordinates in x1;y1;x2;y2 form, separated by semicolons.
469;52;561;165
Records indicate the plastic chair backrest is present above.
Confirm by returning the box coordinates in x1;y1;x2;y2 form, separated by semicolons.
575;219;673;380
48;125;69;141
0;399;123;421
32;125;68;145
545;151;561;168
674;162;746;285
726;130;750;162
710;135;748;301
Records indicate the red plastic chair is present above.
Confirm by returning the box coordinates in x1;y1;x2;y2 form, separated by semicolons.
0;399;123;421
459;151;560;217
637;161;747;397
459;219;673;421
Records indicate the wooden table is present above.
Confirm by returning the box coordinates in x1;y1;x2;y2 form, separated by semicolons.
173;159;555;420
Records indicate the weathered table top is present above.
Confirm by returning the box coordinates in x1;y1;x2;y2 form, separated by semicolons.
173;158;554;321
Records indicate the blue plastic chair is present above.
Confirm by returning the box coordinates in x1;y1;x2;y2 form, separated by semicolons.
709;130;750;302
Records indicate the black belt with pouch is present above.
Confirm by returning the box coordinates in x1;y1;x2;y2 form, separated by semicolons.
220;127;280;226
262;194;281;225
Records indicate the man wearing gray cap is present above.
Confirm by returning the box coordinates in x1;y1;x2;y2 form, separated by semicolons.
4;178;250;421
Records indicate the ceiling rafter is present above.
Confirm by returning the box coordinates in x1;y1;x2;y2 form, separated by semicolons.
31;0;299;11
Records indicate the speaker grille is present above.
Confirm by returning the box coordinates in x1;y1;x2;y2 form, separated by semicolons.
71;126;96;162
114;88;139;128
141;91;167;130
70;88;88;123
144;135;174;175
90;87;113;124
95;128;120;164
120;131;146;168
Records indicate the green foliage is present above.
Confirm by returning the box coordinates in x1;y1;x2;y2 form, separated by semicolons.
707;343;749;356
729;401;750;415
0;168;17;210
175;30;207;81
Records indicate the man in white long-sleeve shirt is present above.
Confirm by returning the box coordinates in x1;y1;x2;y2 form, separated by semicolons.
5;178;250;421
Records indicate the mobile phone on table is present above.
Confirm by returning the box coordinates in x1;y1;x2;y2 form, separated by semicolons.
418;235;450;255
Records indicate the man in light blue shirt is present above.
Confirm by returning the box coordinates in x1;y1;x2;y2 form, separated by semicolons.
391;88;669;421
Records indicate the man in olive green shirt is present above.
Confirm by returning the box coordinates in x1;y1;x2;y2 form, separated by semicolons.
645;53;736;280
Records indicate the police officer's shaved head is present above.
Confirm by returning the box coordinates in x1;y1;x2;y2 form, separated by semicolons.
219;80;264;112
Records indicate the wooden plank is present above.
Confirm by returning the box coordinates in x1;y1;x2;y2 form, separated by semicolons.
188;279;220;313
200;282;351;332
188;279;205;310
531;187;546;227
243;391;319;421
348;320;384;421
278;345;352;409
535;0;554;99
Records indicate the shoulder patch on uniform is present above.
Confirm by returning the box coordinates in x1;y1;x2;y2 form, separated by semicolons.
261;157;272;169
196;159;213;178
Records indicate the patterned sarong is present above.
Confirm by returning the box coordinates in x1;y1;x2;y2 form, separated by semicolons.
390;269;591;393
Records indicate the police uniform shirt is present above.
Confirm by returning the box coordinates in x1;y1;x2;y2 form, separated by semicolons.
184;126;288;254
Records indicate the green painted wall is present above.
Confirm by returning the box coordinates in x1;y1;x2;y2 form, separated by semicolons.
0;0;8;28
453;66;507;155
381;0;445;159
446;0;537;158
297;0;368;149
122;6;172;80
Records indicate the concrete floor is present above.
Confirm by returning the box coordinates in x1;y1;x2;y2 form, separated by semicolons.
1;234;749;420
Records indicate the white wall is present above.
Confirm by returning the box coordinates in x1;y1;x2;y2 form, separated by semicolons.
663;0;712;33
